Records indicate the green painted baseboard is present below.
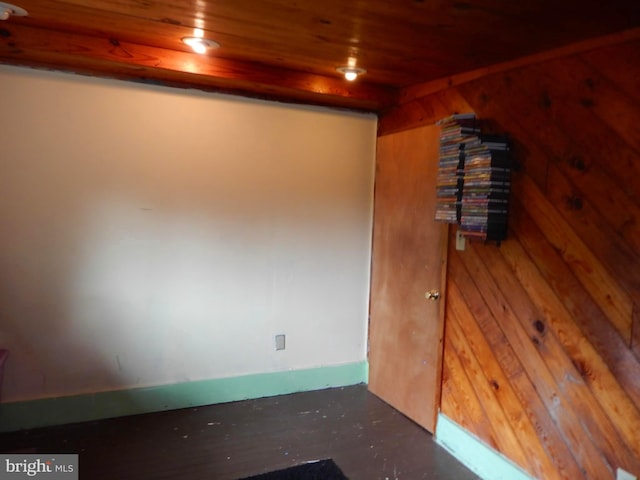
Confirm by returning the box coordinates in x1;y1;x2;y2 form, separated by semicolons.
0;361;368;433
435;413;535;480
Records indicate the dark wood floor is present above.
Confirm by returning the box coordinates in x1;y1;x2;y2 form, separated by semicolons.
0;385;479;479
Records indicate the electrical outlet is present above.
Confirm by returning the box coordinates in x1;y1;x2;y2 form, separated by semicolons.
455;229;466;251
617;467;637;480
275;334;286;351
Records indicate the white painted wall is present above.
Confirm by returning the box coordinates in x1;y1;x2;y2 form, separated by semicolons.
0;65;377;402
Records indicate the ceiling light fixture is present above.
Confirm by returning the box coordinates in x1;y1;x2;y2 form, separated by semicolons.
0;2;28;20
336;66;366;81
182;36;219;55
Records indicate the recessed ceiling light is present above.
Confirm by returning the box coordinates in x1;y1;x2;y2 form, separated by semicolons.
0;2;28;20
336;66;366;81
182;36;220;55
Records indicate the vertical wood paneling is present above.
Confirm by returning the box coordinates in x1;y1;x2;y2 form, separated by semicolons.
543;57;640;157
581;41;640;101
447;280;562;480
441;328;495;442
549;149;640;255
447;249;586;480
508;201;640;408
515;173;633;343
379;38;640;480
497;226;640;472
452;237;614;480
521;64;640;203
447;308;531;471
634;304;640;361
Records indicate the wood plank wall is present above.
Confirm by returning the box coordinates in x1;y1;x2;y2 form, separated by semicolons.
378;38;640;480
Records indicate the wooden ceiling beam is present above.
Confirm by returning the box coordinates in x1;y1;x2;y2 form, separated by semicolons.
0;23;397;112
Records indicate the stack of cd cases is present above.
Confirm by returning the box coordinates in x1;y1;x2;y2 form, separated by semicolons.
435;113;510;244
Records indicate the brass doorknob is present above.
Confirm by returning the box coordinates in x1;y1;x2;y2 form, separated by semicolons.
425;290;440;301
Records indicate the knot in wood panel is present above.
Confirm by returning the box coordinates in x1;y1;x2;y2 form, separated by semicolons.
568;155;587;172
160;17;181;26
571;358;591;380
580;97;595;108
539;91;552;109
565;195;583;210
453;2;472;10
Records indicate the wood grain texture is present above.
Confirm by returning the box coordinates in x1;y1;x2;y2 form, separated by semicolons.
453;239;614;480
515;174;633;343
0;22;395;111
0;386;480;480
2;0;639;111
441;331;493;442
634;303;640;361
447;252;583;480
398;27;640;106
379;37;640;480
508;201;640;408
368;126;447;433
446;282;557;478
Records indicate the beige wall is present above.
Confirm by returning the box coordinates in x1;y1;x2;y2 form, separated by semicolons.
0;65;377;402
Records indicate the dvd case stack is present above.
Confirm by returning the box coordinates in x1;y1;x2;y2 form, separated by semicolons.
435;113;480;224
435;114;511;244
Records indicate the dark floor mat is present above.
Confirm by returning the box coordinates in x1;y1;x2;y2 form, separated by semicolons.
238;459;348;480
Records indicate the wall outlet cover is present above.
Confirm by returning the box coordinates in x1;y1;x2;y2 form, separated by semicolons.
617;468;637;480
275;334;286;351
455;229;466;251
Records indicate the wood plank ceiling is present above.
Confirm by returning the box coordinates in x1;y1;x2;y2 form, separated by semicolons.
1;0;639;112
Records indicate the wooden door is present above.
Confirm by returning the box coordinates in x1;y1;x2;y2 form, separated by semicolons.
368;124;448;433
